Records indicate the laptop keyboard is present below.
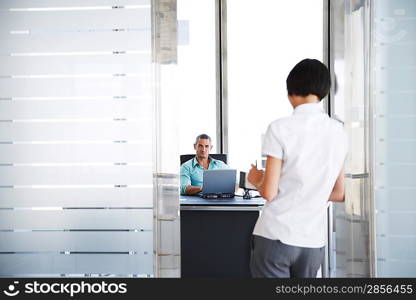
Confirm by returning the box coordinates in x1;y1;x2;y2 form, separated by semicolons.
199;193;234;199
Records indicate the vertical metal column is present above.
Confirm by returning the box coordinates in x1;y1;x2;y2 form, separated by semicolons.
215;0;228;154
367;0;376;278
322;0;332;278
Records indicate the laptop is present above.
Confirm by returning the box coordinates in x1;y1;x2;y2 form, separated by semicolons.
199;169;236;199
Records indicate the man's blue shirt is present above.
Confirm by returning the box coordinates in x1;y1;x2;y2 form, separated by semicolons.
180;156;229;195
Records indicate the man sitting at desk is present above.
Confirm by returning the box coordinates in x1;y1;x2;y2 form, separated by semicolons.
180;134;229;195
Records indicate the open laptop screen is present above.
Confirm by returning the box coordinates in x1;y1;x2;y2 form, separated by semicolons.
201;169;236;195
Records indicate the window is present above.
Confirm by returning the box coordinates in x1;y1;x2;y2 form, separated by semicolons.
159;0;217;174
227;0;324;172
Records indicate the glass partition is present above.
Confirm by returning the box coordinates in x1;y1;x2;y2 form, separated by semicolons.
0;0;155;277
329;0;416;278
154;0;217;277
329;0;372;278
372;0;416;277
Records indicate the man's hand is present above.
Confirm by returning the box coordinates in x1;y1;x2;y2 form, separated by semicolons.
185;185;203;195
247;164;264;189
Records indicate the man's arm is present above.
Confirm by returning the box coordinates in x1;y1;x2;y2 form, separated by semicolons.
185;185;202;195
247;156;282;201
328;168;345;202
180;164;202;195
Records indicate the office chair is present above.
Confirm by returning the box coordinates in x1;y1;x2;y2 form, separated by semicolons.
180;154;227;165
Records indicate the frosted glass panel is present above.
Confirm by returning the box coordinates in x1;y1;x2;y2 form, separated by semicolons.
376;212;416;236
0;143;152;163
376;69;416;91
0;78;151;97
0;122;152;141
375;0;416;17
375;189;416;211
0;99;152;119
0;54;151;75
0;210;153;230
0;10;150;32
0;231;152;252
375;117;416;140
0;32;150;53
375;94;416;115
375;164;416;187
0;165;152;185
374;0;416;277
376;44;416;66
0;254;153;276
0;0;154;277
0;187;153;207
0;0;150;8
377;261;416;278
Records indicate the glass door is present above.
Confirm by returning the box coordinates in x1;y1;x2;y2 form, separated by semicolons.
372;0;416;277
328;0;372;277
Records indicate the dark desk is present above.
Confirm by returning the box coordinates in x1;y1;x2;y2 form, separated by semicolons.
180;196;264;278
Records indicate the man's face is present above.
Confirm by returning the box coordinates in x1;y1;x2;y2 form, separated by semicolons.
194;138;212;159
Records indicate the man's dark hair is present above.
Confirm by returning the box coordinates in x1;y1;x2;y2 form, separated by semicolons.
286;59;331;100
194;134;211;145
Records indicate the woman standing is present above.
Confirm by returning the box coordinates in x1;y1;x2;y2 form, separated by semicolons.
248;59;347;278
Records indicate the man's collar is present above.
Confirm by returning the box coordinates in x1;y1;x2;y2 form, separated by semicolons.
192;156;213;168
293;102;323;114
192;157;198;168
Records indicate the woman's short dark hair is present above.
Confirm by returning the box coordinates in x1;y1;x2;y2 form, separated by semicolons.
286;59;331;100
